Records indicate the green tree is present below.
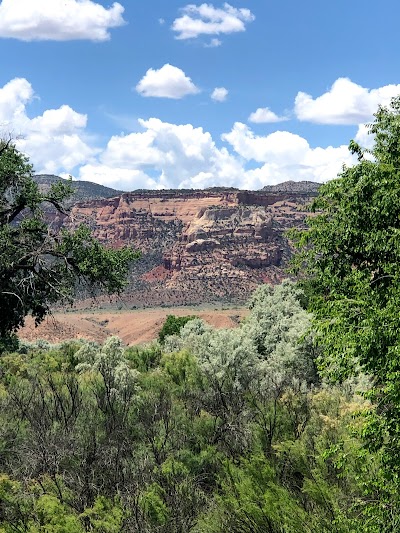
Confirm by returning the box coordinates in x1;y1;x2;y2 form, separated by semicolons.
158;315;197;344
291;96;400;516
0;140;138;342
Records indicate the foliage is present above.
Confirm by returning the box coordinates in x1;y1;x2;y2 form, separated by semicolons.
0;280;398;530
158;314;197;344
0;140;138;341
0;333;19;354
125;342;162;372
197;385;382;533
242;280;317;389
290;96;400;487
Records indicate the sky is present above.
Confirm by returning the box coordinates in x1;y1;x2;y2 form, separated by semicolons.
1;0;400;191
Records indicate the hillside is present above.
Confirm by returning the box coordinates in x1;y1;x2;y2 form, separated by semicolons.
34;174;123;203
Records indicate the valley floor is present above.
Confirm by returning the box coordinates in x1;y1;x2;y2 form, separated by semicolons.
19;305;247;345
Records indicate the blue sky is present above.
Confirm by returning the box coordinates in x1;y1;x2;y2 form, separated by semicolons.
1;0;399;190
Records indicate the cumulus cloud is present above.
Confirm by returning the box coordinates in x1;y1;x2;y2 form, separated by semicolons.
101;127;165;168
29;105;87;135
172;3;255;40
0;78;34;125
18;133;95;175
0;77;97;174
248;107;288;124
136;64;199;99
98;117;244;188
211;87;228;102
0;0;125;42
88;118;355;190
222;122;356;188
223;123;309;164
295;78;400;125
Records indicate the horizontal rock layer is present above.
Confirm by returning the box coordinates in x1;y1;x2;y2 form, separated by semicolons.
54;188;316;307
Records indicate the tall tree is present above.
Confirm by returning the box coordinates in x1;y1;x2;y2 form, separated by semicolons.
0;139;138;341
291;96;400;488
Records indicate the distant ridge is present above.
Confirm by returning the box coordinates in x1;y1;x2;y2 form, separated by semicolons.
34;174;123;203
261;180;321;194
34;175;321;201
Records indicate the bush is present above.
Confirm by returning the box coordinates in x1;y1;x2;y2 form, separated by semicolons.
158;315;197;344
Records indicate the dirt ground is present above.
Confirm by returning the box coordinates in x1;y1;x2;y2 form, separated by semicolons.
19;306;248;346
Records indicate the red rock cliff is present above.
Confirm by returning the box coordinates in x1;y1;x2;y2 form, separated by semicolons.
58;189;314;307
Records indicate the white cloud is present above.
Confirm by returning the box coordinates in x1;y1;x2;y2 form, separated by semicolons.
222;122;356;188
222;123;309;164
295;78;400;125
136;64;200;99
172;3;255;40
0;78;33;125
99;117;244;188
205;37;222;47
92;118;355;190
18;133;95;175
211;87;228;102
29;105;87;135
101;127;165;168
0;77;97;175
0;0;125;42
248;107;288;124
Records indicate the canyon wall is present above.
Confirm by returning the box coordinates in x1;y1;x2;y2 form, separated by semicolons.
54;186;317;307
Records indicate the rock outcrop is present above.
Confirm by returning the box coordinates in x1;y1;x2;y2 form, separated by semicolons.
53;186;317;307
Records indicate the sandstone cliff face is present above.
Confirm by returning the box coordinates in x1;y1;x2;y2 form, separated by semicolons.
59;188;315;307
